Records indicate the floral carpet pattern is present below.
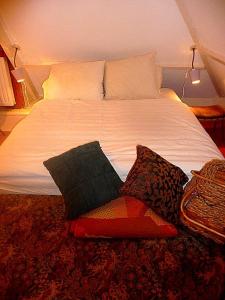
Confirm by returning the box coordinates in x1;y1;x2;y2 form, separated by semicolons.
0;194;224;300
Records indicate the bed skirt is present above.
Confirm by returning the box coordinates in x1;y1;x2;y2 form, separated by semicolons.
0;194;224;300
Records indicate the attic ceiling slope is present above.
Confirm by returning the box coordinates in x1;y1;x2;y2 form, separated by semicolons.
0;0;201;67
176;0;225;96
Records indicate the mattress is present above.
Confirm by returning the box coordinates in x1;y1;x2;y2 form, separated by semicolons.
0;89;223;194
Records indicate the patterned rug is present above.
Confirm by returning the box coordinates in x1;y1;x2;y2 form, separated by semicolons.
0;194;224;300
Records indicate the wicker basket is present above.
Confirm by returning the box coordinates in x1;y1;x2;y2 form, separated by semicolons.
180;159;225;244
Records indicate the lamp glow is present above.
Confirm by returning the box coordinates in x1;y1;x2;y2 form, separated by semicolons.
192;80;200;84
189;68;200;85
11;67;25;83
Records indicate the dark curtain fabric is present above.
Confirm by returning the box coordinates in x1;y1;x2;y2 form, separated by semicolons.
190;105;225;147
200;118;225;147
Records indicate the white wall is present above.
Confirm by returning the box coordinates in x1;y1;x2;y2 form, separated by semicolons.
1;0;221;100
0;0;202;67
24;64;217;100
162;68;217;99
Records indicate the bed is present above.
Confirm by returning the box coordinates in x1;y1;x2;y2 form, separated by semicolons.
0;88;223;194
0;55;224;299
0;53;223;194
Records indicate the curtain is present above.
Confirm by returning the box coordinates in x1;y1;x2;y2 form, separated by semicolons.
0;57;15;106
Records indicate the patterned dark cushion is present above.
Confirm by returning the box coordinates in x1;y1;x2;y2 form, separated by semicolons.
120;145;188;224
44;141;123;220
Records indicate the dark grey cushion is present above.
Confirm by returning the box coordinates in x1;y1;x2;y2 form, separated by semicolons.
43;141;123;220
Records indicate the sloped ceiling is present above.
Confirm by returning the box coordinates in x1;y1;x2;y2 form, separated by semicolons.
176;0;225;96
0;0;202;67
0;0;224;97
176;0;225;59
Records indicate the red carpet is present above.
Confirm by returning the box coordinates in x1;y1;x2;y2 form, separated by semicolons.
0;194;224;300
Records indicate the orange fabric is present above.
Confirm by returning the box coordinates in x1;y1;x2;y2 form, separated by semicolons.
191;105;225;119
69;196;178;238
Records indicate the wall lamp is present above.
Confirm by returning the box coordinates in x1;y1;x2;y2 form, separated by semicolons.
11;45;29;106
11;45;25;83
182;46;201;98
189;46;200;85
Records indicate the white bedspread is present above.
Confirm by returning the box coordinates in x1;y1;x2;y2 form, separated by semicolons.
0;93;223;194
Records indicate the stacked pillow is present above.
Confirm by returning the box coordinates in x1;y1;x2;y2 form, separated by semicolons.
43;60;105;101
42;52;161;101
44;141;123;220
42;52;187;237
44;142;188;238
104;53;160;99
120;145;188;225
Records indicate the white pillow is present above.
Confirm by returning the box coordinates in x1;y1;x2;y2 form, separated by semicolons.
104;53;160;100
43;60;105;100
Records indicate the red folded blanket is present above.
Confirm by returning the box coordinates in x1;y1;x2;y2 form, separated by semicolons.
69;196;177;238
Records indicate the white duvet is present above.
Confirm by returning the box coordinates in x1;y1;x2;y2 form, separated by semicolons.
0;91;223;194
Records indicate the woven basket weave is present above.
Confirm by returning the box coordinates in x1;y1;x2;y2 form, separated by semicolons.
180;159;225;244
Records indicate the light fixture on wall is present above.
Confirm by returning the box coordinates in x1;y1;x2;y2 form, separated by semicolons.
189;46;200;85
181;46;201;98
11;44;25;82
11;67;25;83
11;45;29;106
